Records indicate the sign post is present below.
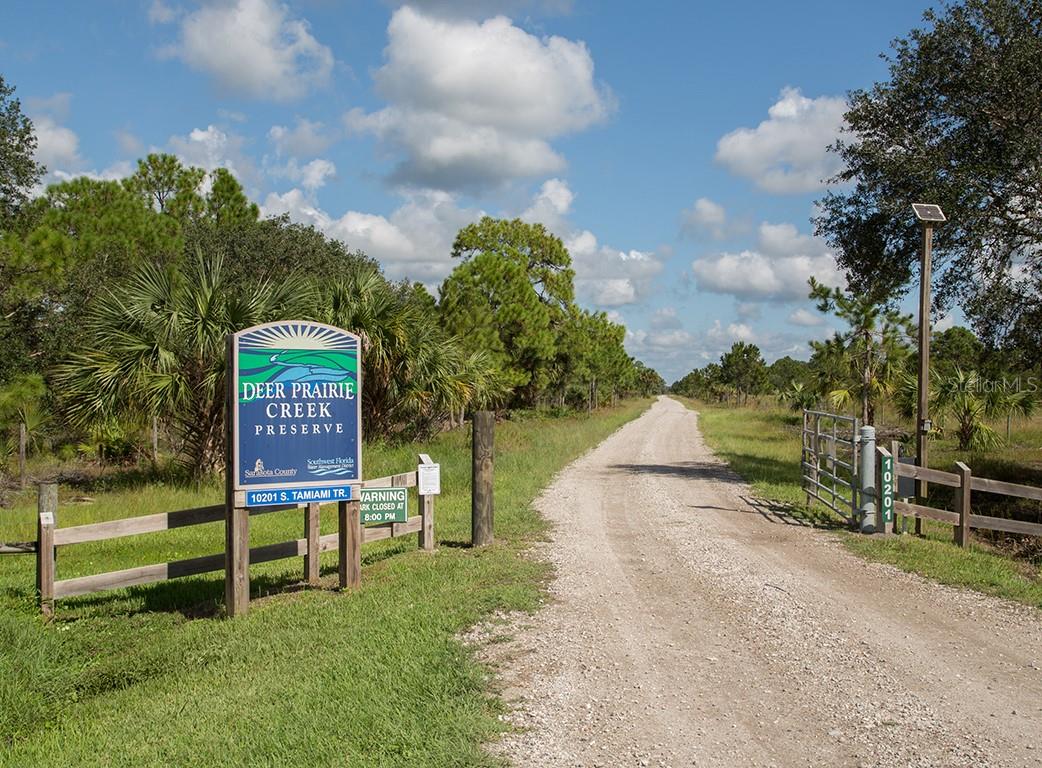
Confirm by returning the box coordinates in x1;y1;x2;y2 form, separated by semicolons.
418;453;438;552
912;203;947;537
472;412;494;547
339;497;362;590
226;321;363;615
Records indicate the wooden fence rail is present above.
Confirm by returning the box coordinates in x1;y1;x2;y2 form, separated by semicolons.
35;459;436;615
0;542;35;554
892;458;1042;544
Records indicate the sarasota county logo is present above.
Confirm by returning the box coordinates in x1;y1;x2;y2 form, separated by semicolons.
245;458;297;479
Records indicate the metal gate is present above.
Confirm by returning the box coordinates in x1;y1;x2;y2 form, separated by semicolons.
801;410;859;522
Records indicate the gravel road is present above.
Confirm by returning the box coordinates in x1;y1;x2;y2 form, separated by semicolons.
475;396;1042;768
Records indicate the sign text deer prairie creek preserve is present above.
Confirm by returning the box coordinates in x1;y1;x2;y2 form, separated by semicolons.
242;381;354;437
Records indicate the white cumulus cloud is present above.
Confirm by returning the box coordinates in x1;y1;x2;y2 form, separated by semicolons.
757;220;829;258
521;177;574;233
691;221;844;302
519;179;662;308
650;307;681;330
148;0;178;24
787;307;826;327
261;187;484;283
260;175;657;304
347;6;613;190
626;328;695;351
171;0;333;102
267;157;336;192
32;115;82;171
735;301;761;321
168;124;261;191
715;87;846;194
706;320;756;345
51;161;136;185
268;118;335;158
395;1;574;19
26;92;72;121
681;196;727;239
115;129;144;157
567;230;663;308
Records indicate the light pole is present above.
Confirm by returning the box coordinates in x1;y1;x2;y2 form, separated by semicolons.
911;203;946;535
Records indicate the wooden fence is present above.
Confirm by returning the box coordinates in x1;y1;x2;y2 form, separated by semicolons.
34;456;435;615
889;446;1042;545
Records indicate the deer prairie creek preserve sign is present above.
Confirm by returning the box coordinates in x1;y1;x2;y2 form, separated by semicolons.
231;321;362;507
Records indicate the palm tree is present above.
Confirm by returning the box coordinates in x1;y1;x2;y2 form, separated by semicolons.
936;369;1002;451
55;252;312;476
983;376;1036;445
16;401;51;456
779;380;818;412
895;367;1036;451
938;369;1035;451
318;270;508;438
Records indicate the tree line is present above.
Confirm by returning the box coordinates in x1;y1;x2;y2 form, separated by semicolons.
671;277;1038;452
0;76;663;478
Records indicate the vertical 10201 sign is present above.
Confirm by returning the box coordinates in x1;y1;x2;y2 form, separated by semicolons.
231;321;362;507
879;453;895;525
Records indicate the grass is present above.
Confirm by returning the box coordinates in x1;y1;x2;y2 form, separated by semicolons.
0;400;652;767
673;396;1042;609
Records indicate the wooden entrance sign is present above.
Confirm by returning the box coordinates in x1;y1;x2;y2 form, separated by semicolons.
226;321;363;616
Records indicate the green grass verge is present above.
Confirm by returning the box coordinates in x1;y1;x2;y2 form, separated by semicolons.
674;396;1042;609
0;400;651;767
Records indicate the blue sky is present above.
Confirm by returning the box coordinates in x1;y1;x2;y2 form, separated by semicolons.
3;0;941;381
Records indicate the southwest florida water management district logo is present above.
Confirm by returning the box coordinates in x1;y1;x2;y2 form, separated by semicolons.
306;456;356;477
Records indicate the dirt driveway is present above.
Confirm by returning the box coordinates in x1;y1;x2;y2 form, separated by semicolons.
479;397;1042;768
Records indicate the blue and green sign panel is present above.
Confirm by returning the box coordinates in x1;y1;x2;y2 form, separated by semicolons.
232;321;362;506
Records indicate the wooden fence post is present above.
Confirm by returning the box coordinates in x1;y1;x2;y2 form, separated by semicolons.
419;493;434;551
36;482;57;616
223;333;249;618
418;454;435;552
339;498;362;589
472;411;494;547
19;422;27;490
955;461;972;548
304;502;320;585
225;506;249;616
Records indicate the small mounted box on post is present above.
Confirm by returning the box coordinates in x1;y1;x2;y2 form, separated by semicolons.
226;321;364;616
